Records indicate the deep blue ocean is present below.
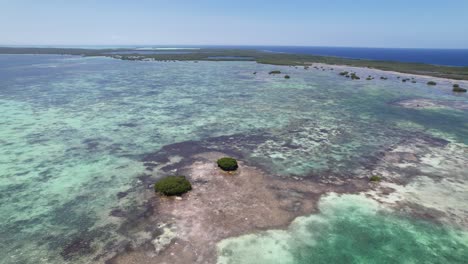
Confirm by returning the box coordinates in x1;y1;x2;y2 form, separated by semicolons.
205;46;467;66
248;46;468;67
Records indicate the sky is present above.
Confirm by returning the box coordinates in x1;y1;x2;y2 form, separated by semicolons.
1;0;467;48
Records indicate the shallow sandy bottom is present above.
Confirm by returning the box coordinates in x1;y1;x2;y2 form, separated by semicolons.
107;152;369;264
2;56;467;264
392;98;468;110
108;134;468;264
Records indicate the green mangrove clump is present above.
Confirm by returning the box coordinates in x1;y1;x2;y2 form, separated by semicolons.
284;75;290;79
350;73;360;80
370;175;382;182
380;76;388;80
339;71;349;76
217;157;239;171
269;70;281;74
154;176;192;196
453;85;467;92
427;81;437;86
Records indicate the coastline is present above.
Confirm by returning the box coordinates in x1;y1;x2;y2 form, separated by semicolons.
1;47;467;81
309;62;468;87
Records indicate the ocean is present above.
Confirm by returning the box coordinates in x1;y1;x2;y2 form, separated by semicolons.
0;54;467;263
242;46;468;66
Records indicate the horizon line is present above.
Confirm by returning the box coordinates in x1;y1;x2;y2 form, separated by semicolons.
1;44;468;50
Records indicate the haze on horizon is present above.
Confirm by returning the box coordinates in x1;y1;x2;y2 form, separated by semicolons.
1;0;467;49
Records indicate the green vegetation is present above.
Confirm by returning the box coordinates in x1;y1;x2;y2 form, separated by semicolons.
154;176;192;196
370;175;382;182
427;81;437;86
269;70;281;74
339;71;349;76
350;73;360;80
380;76;388;80
2;47;467;80
284;75;290;79
453;85;467;92
217;157;239;171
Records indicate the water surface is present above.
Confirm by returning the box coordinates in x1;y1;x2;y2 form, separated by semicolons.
0;55;467;263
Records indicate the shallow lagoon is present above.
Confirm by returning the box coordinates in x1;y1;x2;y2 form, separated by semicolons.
0;55;467;263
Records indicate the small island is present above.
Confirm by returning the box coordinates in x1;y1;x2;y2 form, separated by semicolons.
339;71;349;76
154;176;192;196
453;84;467;92
350;73;360;80
217;157;239;171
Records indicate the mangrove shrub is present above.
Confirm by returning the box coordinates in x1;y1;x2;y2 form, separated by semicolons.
154;176;192;196
217;157;239;171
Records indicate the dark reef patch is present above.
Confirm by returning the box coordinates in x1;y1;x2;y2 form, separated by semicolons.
140;132;269;172
118;122;139;128
61;235;96;260
117;191;129;199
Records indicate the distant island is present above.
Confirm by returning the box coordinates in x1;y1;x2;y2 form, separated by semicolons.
1;47;467;80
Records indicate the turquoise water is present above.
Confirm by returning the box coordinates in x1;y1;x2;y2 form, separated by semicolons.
0;55;467;263
218;194;468;264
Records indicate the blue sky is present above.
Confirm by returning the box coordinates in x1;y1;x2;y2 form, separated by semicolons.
1;0;467;48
